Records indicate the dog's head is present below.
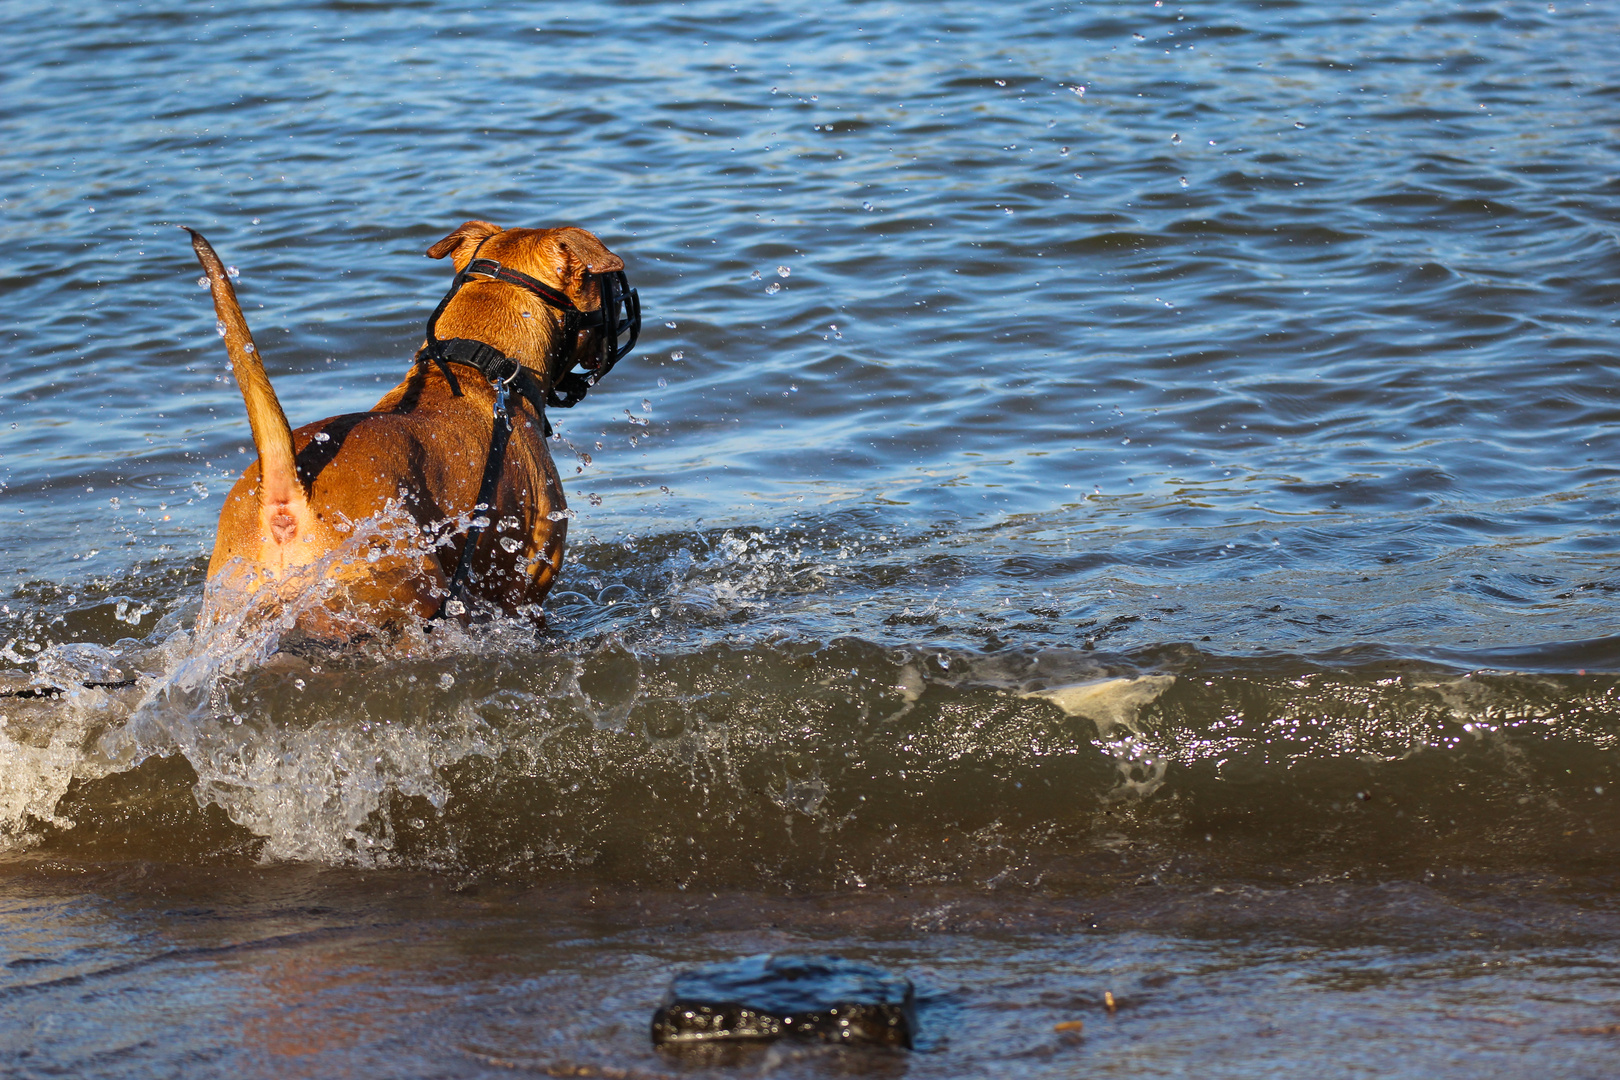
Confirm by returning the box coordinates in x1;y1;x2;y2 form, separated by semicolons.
426;221;635;381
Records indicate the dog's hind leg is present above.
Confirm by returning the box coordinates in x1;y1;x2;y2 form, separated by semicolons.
186;228;309;548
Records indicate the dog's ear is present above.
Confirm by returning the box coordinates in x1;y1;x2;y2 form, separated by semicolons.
548;227;625;299
426;220;502;267
552;227;625;275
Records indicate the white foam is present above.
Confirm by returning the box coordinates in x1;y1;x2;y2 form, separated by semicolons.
0;508;514;863
1026;675;1176;800
1027;675;1175;737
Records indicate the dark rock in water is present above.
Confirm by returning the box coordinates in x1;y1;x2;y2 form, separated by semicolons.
651;954;915;1050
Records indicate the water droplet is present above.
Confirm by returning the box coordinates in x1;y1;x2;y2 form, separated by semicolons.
665;321;677;329
765;282;781;294
444;599;466;616
588;493;602;506
1070;85;1085;96
215;320;226;337
657;377;668;388
251;218;260;224
790;384;799;392
1179;176;1189;187
439;673;455;689
1170;133;1182;144
671;350;685;360
776;265;791;278
313;431;330;443
751;270;761;280
660;486;671;494
243;342;255;354
197;276;209;288
642;399;652;411
366;547;382;562
546;508;578;521
226;265;240;279
499;536;521;552
1294;120;1307;129
521;310;532;317
862;201;874;211
1133;32;1145;40
294;678;306;691
1059;146;1070;156
650;606;661;617
995;79;1006;86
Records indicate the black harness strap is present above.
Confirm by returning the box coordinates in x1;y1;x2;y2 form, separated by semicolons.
433;358;556;609
439;369;519;607
422;241;639;615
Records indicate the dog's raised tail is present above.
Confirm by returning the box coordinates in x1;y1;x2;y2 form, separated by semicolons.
187;228;304;544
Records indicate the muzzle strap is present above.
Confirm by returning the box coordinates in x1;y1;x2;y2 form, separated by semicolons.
462;257;579;314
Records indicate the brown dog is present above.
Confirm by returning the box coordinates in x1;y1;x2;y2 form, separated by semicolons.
190;220;637;635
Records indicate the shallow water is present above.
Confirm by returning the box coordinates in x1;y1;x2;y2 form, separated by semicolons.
3;0;1620;1075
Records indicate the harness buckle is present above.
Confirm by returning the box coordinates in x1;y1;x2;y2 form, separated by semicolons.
492;379;511;430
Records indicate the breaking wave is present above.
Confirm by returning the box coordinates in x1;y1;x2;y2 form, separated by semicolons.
4;523;1617;889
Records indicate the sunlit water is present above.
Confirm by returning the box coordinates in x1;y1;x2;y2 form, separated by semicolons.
3;1;1619;1075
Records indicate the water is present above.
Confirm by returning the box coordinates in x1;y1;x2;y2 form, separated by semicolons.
3;0;1620;1074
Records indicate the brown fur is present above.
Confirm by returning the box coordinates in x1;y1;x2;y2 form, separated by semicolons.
190;221;626;634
